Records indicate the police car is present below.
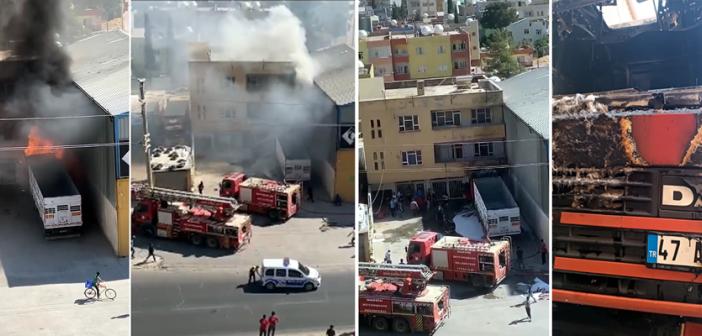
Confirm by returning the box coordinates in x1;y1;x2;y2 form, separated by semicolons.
261;257;321;291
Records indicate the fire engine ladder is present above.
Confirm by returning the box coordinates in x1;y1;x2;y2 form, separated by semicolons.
358;262;434;285
136;185;241;212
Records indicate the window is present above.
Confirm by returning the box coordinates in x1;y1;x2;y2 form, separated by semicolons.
378;129;383;138
438;64;448;72
275;269;286;277
401;151;423;166
488;218;498;226
221;110;235;119
395;64;408;74
474;142;494;157
524;28;530;34
499;251;507;268
225;76;235;86
265;269;275;276
373;152;385;171
370;120;374;128
499;216;509;222
453;42;466;51
416;47;424;55
471;108;492;124
371;130;375;139
437;45;445;54
536;29;542;35
377;119;381;127
398;115;419;132
417;65;427;73
298;263;310;275
288;269;303;278
431;110;460;127
452;144;463;159
454;60;467;69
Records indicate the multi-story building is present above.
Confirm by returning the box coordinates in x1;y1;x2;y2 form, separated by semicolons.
360;30;470;82
408;0;438;19
520;0;548;18
464;19;481;66
360;77;505;198
507;17;549;46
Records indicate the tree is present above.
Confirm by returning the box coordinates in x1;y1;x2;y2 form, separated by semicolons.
400;0;408;19
534;36;549;58
485;30;523;79
392;3;400;20
448;0;454;14
480;2;519;29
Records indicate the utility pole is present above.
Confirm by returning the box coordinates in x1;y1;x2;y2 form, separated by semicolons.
139;78;154;187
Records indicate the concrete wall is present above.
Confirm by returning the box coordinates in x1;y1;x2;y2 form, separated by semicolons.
407;34;452;79
116;178;129;257
361;89;505;186
504;107;549;244
335;149;355;202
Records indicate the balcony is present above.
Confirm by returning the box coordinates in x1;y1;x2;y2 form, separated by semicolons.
434;141;506;165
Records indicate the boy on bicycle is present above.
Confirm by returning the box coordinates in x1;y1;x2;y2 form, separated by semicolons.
93;272;103;299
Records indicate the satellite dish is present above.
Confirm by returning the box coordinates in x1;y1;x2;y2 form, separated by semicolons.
391;19;398;26
434;24;444;33
359;30;368;38
447;13;455;21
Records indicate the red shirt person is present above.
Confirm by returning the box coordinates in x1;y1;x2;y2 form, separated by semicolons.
267;311;279;336
259;315;269;336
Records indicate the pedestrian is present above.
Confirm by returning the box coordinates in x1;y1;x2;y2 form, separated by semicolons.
525;296;532;322
410;199;419;216
334;194;342;206
259;314;269;336
248;266;256;284
131;235;135;259
267;311;279;336
384;249;392;264
540;239;548;265
389;197;397;217
399;258;405;264
347;230;355;246
146;242;156;262
516;246;524;270
307;185;315;202
198;181;204;195
326;325;336;336
396;191;404;213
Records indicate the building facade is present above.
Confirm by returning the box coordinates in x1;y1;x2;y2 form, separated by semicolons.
507;18;549;46
360;30;471;82
360;77;505;198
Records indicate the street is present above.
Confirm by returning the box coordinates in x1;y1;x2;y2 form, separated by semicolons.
553;303;684;336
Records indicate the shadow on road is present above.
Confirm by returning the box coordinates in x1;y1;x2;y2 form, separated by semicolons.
235;281;317;295
509;317;531;325
111;314;130;319
73;298;96;306
133;236;236;259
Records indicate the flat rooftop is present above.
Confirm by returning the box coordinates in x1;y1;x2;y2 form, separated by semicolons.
474;176;518;210
150;145;193;172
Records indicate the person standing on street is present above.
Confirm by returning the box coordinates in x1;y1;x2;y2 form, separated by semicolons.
198;181;204;195
525;296;532;322
389;197;397;217
146;242;156;262
259;314;269;336
540;239;548;265
384;249;392;264
248;266;257;284
267;312;279;336
326;325;336;336
131;235;135;259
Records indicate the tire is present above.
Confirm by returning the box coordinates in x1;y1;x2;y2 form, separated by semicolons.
105;288;117;300
372;317;389;331
190;234;204;246
84;288;97;299
304;282;315;291
392;317;410;333
265;282;276;290
206;237;219;249
142;224;155;237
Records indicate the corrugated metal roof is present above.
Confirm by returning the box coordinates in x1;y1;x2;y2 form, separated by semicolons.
67;30;129;116
499;67;550;139
312;44;355;106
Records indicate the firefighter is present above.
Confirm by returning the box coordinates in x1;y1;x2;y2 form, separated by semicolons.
267;311;279;336
326;325;336;336
198;181;204;195
384;249;392;264
146;242;157;263
259;314;269;336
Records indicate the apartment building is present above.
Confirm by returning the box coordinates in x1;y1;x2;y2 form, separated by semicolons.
360;30;470;82
360;77;505;198
408;0;439;18
507;17;549;46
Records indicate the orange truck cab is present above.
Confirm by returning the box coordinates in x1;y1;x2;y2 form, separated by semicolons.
219;172;301;222
407;231;440;264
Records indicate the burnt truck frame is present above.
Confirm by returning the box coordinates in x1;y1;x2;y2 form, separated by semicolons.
27;156;82;239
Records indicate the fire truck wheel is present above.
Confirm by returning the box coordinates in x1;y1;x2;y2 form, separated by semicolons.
265;282;276;290
392;317;409;333
303;282;315;291
190;234;204;246
142;224;155;237
206;237;219;249
268;210;281;222
371;317;389;331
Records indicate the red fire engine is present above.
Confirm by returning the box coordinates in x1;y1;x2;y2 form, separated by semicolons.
406;231;510;287
132;184;253;250
219;172;301;222
359;262;450;334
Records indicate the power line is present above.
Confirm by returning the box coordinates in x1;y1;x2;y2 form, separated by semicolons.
0;115;116;121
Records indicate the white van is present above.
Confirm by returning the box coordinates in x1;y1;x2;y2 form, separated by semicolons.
261;258;321;291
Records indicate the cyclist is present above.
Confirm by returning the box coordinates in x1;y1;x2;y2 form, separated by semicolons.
93;272;103;299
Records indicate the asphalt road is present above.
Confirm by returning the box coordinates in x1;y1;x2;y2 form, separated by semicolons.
132;269;354;336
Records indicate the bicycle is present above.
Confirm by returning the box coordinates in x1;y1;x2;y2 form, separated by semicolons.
84;280;117;300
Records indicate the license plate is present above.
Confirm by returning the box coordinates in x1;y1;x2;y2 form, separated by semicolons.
646;234;702;269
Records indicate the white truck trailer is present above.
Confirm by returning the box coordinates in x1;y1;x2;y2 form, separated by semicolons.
27;156;82;239
275;137;311;182
473;176;521;237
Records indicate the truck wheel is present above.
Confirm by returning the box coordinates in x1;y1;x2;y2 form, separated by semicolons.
268;210;281;223
265;282;276;290
206;237;219;249
190;234;204;246
142;224;155;237
304;282;315;291
392;317;410;333
371;317;389;331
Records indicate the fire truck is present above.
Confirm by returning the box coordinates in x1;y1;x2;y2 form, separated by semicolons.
219;172;301;222
406;231;511;287
358;262;450;334
132;184;253;250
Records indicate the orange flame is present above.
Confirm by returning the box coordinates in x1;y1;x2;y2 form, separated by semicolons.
24;126;64;159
